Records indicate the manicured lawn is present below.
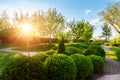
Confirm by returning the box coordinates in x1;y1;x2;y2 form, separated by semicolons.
0;51;23;75
106;46;120;61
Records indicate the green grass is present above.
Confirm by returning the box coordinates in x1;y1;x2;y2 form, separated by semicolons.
106;46;120;61
0;51;24;75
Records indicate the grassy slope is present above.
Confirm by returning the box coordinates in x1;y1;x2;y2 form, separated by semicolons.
106;46;120;61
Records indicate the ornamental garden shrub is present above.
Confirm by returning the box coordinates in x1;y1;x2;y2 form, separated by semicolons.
57;37;65;53
84;45;105;59
116;50;120;61
88;55;105;74
67;43;89;49
70;54;93;80
64;46;83;55
2;53;49;80
44;54;77;80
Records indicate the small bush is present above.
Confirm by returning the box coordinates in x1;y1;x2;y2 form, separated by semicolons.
88;55;105;74
84;45;105;59
44;54;77;80
70;54;93;80
116;50;120;61
46;50;56;55
2;53;49;80
64;46;83;55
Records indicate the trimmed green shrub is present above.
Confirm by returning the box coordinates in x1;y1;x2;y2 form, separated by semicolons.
2;53;49;80
46;50;56;55
84;45;105;59
116;50;120;61
64;46;83;55
88;55;105;74
57;37;65;53
67;43;89;49
70;54;93;80
44;54;77;80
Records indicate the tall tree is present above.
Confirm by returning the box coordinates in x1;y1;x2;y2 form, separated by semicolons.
101;23;112;42
0;11;10;38
99;2;120;34
0;10;10;31
13;10;30;27
31;9;65;43
45;8;65;43
68;20;94;42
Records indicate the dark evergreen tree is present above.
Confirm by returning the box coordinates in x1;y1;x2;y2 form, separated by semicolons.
57;37;65;53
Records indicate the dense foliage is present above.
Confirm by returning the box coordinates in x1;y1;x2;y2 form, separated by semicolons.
68;20;94;42
44;54;77;80
1;53;49;80
88;55;105;74
70;54;93;80
84;45;105;59
99;2;120;34
116;50;120;61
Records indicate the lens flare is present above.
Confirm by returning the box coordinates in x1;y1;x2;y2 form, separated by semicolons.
21;24;32;34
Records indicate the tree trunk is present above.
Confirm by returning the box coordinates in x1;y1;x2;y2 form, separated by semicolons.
110;23;120;35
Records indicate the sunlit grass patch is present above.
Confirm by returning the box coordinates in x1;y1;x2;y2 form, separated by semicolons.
106;51;117;60
106;46;120;61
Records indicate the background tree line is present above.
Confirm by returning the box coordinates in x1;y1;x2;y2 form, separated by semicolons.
0;8;95;43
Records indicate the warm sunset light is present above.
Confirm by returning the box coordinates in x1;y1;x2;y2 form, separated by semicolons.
21;24;32;34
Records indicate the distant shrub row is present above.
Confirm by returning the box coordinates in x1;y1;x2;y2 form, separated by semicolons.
1;53;105;80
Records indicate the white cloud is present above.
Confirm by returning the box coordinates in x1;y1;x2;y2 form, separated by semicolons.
90;18;100;25
85;10;91;15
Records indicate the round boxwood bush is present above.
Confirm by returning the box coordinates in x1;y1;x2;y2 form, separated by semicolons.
64;46;83;55
84;45;105;59
88;55;105;74
70;54;93;80
2;53;49;80
44;54;77;80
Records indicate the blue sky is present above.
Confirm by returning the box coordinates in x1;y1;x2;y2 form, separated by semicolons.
0;0;119;38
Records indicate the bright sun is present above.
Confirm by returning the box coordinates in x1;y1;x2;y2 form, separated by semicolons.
21;24;32;34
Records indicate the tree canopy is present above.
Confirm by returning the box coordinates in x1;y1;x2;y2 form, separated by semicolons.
68;20;94;42
99;2;120;34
